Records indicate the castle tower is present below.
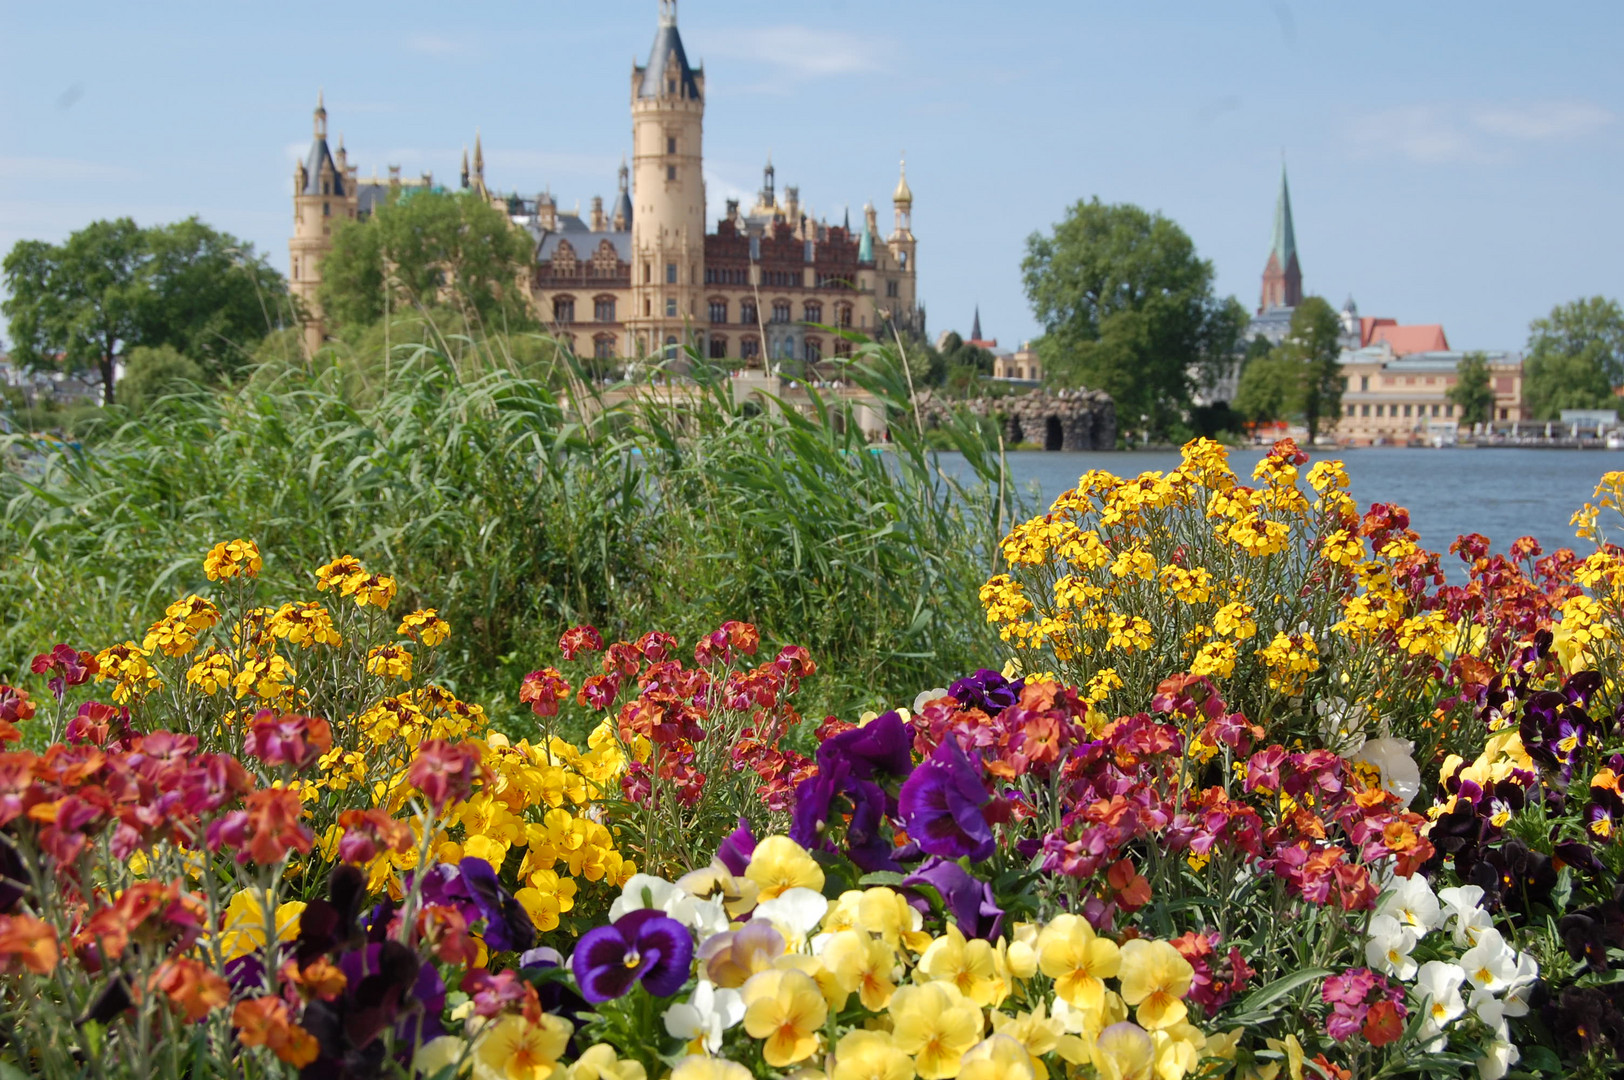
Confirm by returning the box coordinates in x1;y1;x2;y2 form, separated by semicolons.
612;159;633;231
628;0;706;361
1259;163;1302;312
290;92;357;355
884;157;918;324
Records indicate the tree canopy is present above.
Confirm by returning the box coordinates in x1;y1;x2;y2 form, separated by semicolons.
1447;352;1496;428
2;217;285;404
319;189;536;334
1523;296;1624;419
1021;198;1245;437
1233;297;1344;440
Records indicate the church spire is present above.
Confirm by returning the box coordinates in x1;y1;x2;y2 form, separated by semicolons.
1259;160;1302;312
1272;162;1297;271
970;305;982;342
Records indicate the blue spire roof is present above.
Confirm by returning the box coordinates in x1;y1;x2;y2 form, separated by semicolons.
1271;163;1297;268
857;223;874;263
636;2;701;101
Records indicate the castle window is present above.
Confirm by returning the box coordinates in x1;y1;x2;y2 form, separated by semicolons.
666;298;678;317
595;297;616;322
771;301;791;324
323;202;330;217
709;337;727;360
1362;404;1370;417
644;263;652;283
835;304;852;328
644;298;651;316
667;165;676;181
709;300;728;323
803;302;822;324
834;339;852;358
594;335;615;360
553;297;575;323
1447;404;1455;417
1360;375;1370;392
804;338;822;363
667;137;676;154
740;301;758;325
1403;404;1412;417
1346;404;1355;417
741;337;760;360
668;79;676;94
666;263;677;284
886;280;898;298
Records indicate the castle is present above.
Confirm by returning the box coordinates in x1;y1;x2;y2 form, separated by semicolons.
289;1;922;364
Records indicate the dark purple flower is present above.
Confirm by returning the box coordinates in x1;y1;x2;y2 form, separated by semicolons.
459;857;537;953
904;856;1003;940
791;758;849;851
817;711;914;781
948;669;1024;715
572;908;693;1003
717;818;757;876
844;779;901;874
898;738;994;861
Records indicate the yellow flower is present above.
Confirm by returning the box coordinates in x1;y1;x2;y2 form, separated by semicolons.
1037;914;1120;1013
1320;529;1363;567
1212;602;1257;640
315;555;367;595
472;1013;571;1080
367;644;414;682
822;929;899;1011
670;1058;752;1080
979;574;1033;625
144;597;219;656
270;602;343;649
185;649;236;696
218;889;306;961
204;538;262;581
353;574;398;610
746;836;825;901
564;1045;645;1080
399;608;451;647
1116;939;1194;1031
94;642;161;703
413;1036;469;1078
917;922;1007;1007
831;1029;913;1080
1105;613;1154;654
741;968;828;1068
1151;1021;1207;1080
959;1034;1037;1080
888;981;984;1080
1093;1021;1155;1080
1255;630;1320;695
233;653;296;701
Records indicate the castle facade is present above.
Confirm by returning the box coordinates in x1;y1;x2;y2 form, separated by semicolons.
289;1;922;364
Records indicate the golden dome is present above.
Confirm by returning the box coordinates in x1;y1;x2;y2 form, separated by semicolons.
893;157;912;205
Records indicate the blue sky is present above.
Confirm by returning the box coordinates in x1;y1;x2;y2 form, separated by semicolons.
3;1;1620;353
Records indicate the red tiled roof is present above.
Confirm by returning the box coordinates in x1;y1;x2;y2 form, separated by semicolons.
1358;317;1396;347
1369;323;1449;356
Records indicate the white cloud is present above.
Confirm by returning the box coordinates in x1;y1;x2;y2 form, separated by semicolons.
0;157;139;182
704;26;883;79
1349;99;1613;164
406;34;473;57
1471;101;1612;140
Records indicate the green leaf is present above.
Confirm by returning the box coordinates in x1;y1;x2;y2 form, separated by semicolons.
1223;966;1331;1025
857;871;908;887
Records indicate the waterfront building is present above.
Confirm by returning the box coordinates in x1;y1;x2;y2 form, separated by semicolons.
289;2;921;363
1333;344;1526;445
992;343;1043;383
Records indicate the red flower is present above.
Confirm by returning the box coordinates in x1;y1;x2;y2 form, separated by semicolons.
0;686;35;726
243;711;333;770
1107;857;1152;910
1362;1000;1404;1046
336;808;413;864
30;644;97;700
577;673;621;712
0;913;58;974
240;788;314;865
558;625;605;661
405;739;483;811
519;668;570;718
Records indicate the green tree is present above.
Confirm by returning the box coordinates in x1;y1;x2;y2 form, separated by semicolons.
3;219;147;404
139;218;288;378
1281;296;1343;442
320;189;535;333
1232;298;1344;440
116;344;205;411
3;218;285;404
1021;199;1244;438
1447;351;1496;428
1523;296;1624;419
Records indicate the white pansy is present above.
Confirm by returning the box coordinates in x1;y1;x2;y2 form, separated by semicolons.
1351;736;1422;804
1476;1034;1520;1080
1315;696;1369;754
1502;951;1539;1018
663;980;745;1052
1365;913;1420;981
913;687;950;713
1376;873;1441;933
1415;960;1468;1051
609;873;729;941
1459;927;1519;994
1437;884;1495;948
753;887;829;950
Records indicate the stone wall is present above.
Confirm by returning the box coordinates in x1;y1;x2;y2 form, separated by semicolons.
916;389;1116;451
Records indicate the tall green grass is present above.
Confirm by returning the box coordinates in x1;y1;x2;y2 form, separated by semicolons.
0;331;1018;724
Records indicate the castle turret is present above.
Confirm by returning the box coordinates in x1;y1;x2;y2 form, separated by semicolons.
612;159;633;231
290;92;358;355
1259;162;1302;312
628;0;706;361
882;157;918;326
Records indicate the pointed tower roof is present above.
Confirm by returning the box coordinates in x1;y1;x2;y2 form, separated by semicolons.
1271;163;1297;269
637;1;701;101
613;157;633;230
893;155;913;205
473;130;484;176
970;306;983;342
301;92;344;196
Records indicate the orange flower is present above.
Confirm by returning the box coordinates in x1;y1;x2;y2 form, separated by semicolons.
243;788;314;865
280;956;347;1002
150;957;231;1022
0;913;59;975
234;996;320;1067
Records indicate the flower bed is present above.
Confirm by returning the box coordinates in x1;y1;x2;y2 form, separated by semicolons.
3;438;1624;1078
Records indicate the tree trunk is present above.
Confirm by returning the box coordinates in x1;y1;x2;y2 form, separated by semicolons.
100;351;116;406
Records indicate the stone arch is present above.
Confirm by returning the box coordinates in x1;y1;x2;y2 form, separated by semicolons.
1044;415;1064;451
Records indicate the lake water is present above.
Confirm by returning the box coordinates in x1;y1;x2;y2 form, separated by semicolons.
935;447;1621;572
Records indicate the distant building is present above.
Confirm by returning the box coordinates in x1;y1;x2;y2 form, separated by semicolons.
289;2;921;365
992;342;1042;383
1333;345;1525;444
1247;164;1303;349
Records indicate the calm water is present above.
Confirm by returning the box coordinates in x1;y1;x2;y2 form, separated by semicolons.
936;447;1621;572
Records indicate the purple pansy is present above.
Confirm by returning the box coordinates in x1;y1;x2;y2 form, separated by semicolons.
572;908;694;1003
717;818;757;876
904;856;1004;941
817;711;914;781
459;857;537;953
948;669;1025;715
898;737;995;861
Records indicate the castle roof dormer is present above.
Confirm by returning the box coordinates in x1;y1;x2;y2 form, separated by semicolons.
635;1;701;101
